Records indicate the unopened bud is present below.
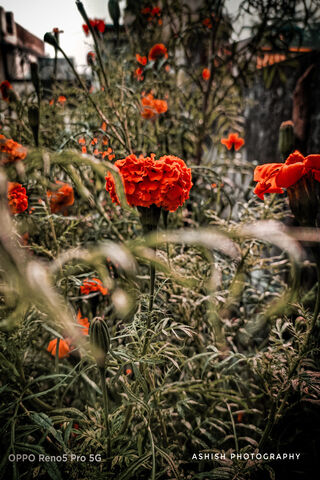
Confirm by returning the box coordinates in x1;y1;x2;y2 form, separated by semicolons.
89;317;110;368
278;120;295;160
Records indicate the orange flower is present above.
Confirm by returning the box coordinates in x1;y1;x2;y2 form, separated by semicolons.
221;133;245;151
142;6;161;21
47;338;71;358
165;65;171;72
7;182;28;214
148;43;168;61
80;278;108;295
136;54;147;65
77;310;89;335
141;93;168;119
0;80;13;101
202;68;210;80
78;137;86;145
0;135;27;164
134;67;144;81
202;17;212;28
82;19;105;36
253;150;320;200
57;95;66;105
101;121;107;131
105;153;193;212
47;181;74;214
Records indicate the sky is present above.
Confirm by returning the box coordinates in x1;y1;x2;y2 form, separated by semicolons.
0;0;122;68
0;0;245;68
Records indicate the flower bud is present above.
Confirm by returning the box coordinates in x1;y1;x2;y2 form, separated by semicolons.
44;32;58;48
30;62;41;97
89;317;110;368
278;120;295;160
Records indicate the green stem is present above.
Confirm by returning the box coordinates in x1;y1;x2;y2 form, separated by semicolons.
44;34;125;148
99;366;111;458
142;262;156;356
76;0;109;90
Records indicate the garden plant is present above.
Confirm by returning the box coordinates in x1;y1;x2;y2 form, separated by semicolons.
0;0;320;479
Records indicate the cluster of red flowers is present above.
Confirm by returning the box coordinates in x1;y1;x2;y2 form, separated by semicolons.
133;44;168;81
80;278;108;296
0;80;13;101
148;43;168;61
78;132;114;160
141;92;168;119
47;310;90;359
221;133;245;151
0;135;27;164
105;153;193;212
47;181;74;214
82;19;106;36
141;6;162;25
134;54;147;81
7;182;28;214
202;68;211;81
49;96;67;107
202;17;213;29
253;150;320;200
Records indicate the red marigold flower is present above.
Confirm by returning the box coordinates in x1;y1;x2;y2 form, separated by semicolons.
253;150;320;200
57;95;66;105
141;93;168;119
134;67;144;81
0;80;13;101
7;182;28;214
77;310;89;335
47;181;74;214
136;54;147;66
254;150;320;226
95;19;105;33
0;135;27;164
202;68;210;80
47;338;71;358
80;278;108;296
105;153;193;212
221;133;245;151
148;43;168;61
202;17;212;28
151;6;161;16
141;7;151;14
82;19;105;36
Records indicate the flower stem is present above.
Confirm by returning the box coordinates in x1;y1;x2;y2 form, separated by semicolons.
142;262;156;356
99;366;111;458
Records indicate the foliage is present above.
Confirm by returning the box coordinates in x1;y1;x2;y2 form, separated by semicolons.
0;1;320;479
